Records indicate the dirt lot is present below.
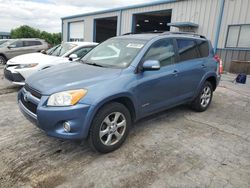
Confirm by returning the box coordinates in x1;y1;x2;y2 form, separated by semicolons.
0;65;250;188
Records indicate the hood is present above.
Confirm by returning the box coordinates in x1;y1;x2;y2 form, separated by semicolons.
8;53;65;65
26;62;122;95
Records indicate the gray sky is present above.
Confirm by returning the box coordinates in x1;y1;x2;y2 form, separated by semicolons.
0;0;154;33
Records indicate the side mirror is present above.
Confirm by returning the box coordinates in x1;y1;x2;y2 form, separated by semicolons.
8;44;16;49
142;60;161;71
69;54;78;61
41;50;47;54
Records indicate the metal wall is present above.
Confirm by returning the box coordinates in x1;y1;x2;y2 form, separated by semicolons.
62;0;250;72
217;49;250;72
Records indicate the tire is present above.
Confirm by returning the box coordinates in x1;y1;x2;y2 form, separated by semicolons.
88;102;131;153
190;81;213;112
0;55;7;65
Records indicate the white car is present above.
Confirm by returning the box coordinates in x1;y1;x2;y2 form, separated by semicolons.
4;42;98;85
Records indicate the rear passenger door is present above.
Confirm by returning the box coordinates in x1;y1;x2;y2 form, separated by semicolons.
23;41;43;53
173;38;209;99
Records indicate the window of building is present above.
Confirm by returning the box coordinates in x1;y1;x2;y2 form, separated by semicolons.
177;39;200;61
143;39;175;67
225;24;250;48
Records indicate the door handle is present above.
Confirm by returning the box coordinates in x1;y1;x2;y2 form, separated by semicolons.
201;64;206;68
171;70;178;76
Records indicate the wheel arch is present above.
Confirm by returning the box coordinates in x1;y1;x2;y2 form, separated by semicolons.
82;93;138;139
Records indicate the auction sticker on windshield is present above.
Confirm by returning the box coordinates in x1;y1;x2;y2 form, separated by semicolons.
127;43;144;49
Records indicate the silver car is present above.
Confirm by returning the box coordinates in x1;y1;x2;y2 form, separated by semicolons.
0;38;49;64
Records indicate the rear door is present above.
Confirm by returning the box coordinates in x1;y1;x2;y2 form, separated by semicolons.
173;38;209;100
23;40;43;53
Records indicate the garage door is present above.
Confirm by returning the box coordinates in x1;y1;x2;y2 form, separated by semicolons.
69;21;84;42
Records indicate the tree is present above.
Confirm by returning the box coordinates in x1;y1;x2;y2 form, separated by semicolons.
10;25;61;45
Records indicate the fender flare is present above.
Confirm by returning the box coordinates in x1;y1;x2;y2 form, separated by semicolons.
80;92;137;139
193;72;218;100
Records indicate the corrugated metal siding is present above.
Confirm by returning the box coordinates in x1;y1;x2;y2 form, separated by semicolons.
218;0;250;48
63;11;120;42
217;49;250;72
62;0;250;51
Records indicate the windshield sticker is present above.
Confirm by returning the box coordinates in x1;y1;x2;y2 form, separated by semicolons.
127;43;144;49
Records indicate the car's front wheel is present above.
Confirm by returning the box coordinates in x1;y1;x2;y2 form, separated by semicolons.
191;81;213;112
88;102;131;153
0;55;7;65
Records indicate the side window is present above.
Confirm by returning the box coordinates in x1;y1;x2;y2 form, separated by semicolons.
23;41;42;47
11;41;23;48
72;47;93;58
177;39;200;61
196;40;209;58
144;39;175;67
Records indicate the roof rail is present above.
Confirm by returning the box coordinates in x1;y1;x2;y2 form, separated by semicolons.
123;30;165;36
161;31;206;39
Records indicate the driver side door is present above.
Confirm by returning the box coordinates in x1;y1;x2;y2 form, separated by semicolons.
136;38;179;117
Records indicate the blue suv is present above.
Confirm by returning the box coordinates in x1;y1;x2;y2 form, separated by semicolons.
18;32;221;153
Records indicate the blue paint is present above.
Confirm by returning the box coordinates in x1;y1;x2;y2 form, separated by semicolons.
93;19;97;42
214;0;225;53
19;33;219;142
119;10;123;35
61;0;177;20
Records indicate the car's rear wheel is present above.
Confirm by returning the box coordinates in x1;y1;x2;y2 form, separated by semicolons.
0;55;7;65
88;102;131;153
191;81;213;112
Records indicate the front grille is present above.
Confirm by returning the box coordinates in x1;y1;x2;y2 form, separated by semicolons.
24;84;42;99
20;93;38;115
4;68;14;81
4;68;25;82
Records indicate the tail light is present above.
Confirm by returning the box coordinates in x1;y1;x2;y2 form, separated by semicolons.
214;55;223;74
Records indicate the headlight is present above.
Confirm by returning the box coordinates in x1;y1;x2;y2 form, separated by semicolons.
47;89;87;106
15;63;38;69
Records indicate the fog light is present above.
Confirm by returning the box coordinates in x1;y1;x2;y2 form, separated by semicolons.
63;122;71;132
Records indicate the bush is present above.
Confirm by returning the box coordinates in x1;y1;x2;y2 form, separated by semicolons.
10;25;61;45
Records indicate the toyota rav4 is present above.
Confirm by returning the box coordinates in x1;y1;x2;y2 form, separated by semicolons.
18;32;222;153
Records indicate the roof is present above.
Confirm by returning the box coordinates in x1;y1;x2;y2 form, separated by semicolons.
65;42;98;46
117;33;161;41
167;22;199;28
61;0;177;20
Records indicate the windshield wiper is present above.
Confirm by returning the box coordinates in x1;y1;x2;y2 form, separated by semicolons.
85;61;104;67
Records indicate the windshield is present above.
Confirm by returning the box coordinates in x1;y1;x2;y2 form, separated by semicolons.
46;43;76;57
81;38;147;68
0;40;11;47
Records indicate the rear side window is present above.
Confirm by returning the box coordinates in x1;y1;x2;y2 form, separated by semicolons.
177;39;200;61
23;41;42;47
144;39;175;67
196;40;209;57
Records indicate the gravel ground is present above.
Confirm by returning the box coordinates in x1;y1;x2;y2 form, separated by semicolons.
0;68;249;188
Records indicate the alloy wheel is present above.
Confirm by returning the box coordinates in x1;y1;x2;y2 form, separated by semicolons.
200;86;211;108
99;112;127;146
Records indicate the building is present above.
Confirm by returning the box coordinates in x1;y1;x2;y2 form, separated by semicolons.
61;0;250;72
0;32;10;39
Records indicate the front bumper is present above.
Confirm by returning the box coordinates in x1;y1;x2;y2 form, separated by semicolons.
18;87;92;140
4;68;25;85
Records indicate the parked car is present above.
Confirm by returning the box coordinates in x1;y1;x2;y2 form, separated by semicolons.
4;42;98;85
18;32;222;153
0;38;49;65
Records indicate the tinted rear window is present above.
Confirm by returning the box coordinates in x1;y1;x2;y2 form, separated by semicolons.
196;40;209;57
177;39;210;61
23;41;42;46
